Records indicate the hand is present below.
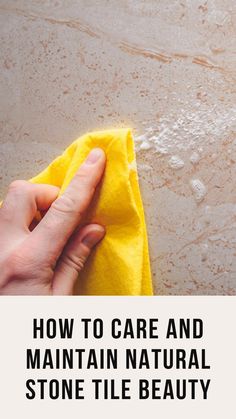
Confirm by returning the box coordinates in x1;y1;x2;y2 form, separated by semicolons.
0;148;106;295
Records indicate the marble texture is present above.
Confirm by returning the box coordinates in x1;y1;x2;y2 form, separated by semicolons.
0;0;236;294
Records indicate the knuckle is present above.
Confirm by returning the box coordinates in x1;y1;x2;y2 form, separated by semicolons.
74;170;89;181
0;203;12;222
62;252;86;272
1;180;35;222
8;180;30;194
0;182;28;222
51;195;83;218
74;171;95;190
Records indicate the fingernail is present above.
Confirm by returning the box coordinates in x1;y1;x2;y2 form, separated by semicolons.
85;148;104;164
82;228;105;248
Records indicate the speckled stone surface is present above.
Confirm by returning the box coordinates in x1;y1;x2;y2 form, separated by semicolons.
0;0;236;294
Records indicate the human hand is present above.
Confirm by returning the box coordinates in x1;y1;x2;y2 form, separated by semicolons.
0;148;106;295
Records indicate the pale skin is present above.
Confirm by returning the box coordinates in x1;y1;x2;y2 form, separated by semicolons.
0;148;106;295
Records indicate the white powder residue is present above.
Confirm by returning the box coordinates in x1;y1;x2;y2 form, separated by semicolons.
168;155;185;170
135;134;148;143
190;151;200;165
140;140;152;150
190;179;207;203
138;163;152;172
135;105;236;154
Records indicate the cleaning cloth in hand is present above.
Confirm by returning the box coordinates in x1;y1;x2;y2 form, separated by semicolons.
30;128;153;295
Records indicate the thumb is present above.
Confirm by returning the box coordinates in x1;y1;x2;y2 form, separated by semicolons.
53;224;105;295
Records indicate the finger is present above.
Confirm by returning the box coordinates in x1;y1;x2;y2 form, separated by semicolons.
31;148;106;260
53;224;105;295
0;180;59;231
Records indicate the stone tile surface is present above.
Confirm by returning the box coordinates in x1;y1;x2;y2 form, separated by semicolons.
0;0;236;294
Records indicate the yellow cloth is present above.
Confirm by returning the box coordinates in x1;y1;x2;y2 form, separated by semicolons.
30;128;153;295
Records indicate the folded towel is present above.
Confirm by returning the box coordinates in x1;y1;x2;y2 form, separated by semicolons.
30;128;153;295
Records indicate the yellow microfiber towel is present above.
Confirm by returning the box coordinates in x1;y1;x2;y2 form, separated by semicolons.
30;128;153;295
